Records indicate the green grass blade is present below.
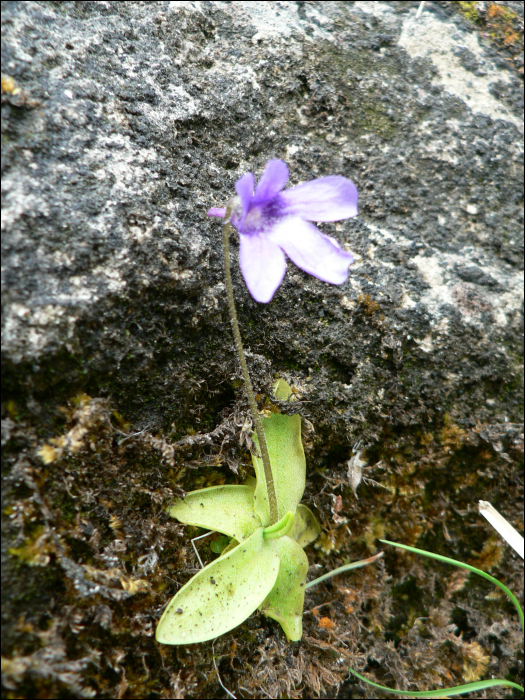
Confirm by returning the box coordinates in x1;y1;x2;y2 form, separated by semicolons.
380;539;524;634
349;670;524;697
348;541;524;696
305;552;383;590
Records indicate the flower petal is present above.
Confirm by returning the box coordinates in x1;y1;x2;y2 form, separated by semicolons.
234;172;255;226
253;159;289;205
238;232;286;303
207;207;226;218
279;175;358;222
269;217;354;284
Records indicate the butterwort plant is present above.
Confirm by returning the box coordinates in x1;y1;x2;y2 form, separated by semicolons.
156;379;322;644
155;161;366;645
156;379;382;644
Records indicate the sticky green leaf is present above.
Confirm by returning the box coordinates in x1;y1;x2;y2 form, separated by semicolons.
159;378;324;646
156;528;279;645
263;511;295;540
272;378;296;401
169;485;261;541
259;535;308;641
210;535;230;554
292;504;321;548
219;538;239;557
252;413;306;525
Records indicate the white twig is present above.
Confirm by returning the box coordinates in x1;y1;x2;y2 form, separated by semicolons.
479;501;524;559
191;531;213;569
212;640;236;699
115;427;149;444
416;1;425;19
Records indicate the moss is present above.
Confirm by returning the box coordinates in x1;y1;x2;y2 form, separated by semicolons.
456;1;481;24
456;1;524;63
8;526;53;566
358;294;381;316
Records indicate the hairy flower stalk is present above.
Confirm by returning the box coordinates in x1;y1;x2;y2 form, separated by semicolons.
222;201;279;524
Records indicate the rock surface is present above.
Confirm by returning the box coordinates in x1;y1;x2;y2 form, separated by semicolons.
2;2;523;698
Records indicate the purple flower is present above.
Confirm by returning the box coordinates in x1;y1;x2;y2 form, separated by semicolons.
208;160;357;303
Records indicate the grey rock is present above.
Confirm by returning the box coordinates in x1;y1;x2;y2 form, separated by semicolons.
2;2;523;698
454;264;503;288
